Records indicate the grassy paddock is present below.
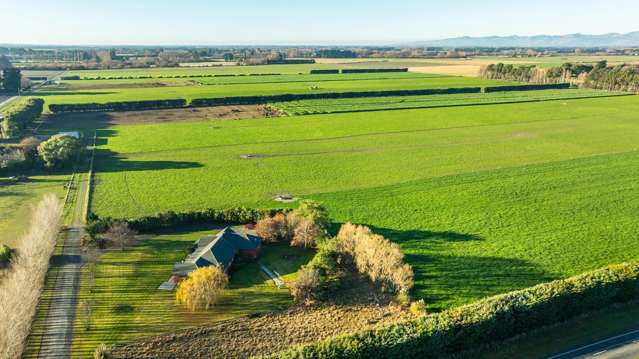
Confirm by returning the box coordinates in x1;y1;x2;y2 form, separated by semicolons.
35;75;508;110
272;88;626;115
87;95;639;310
70;227;312;357
0;175;69;247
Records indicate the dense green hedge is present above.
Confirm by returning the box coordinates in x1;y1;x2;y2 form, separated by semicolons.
484;83;571;93
87;207;290;236
191;87;482;107
49;99;187;113
264;263;639;359
0;98;44;138
60;75;81;80
341;68;408;74
80;73;282;80
310;70;340;74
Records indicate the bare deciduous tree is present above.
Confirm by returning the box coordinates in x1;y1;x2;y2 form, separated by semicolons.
255;214;287;243
336;223;414;295
289;268;322;303
106;222;136;250
81;299;95;331
291;218;323;248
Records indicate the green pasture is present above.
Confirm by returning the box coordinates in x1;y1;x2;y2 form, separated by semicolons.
64;63;337;79
70;227;313;357
58;72;439;88
273;88;625;115
35;75;508;109
87;95;639;309
0;175;69;247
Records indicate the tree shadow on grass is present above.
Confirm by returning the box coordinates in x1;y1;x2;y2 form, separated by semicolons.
408;252;556;311
371;226;484;244
354;226;554;311
94;149;204;173
42;113;120;131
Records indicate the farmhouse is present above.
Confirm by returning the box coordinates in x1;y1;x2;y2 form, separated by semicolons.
172;227;262;277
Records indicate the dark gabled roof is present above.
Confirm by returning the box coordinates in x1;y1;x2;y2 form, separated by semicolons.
174;227;261;274
218;227;261;250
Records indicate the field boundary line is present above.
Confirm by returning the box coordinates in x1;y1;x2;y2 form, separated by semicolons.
279;93;635;116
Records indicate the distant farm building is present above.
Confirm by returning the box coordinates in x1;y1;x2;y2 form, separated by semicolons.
172;227;262;278
58;131;81;139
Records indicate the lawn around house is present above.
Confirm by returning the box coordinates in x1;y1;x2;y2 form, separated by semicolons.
70;226;313;358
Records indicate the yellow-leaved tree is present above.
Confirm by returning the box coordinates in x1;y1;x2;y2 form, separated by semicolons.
176;266;228;311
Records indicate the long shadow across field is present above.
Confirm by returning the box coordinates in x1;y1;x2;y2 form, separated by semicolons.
93;149;203;173
364;226;556;310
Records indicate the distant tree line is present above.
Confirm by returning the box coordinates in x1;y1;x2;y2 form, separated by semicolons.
481;61;639;92
583;64;639;92
480;63;541;82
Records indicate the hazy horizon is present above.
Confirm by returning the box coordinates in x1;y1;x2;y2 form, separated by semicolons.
2;0;639;46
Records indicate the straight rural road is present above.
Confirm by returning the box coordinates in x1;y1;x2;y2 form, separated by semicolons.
547;329;639;359
38;170;89;358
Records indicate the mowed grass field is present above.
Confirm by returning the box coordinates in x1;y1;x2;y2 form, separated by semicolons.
36;75;508;109
0;175;69;246
69;227;313;357
273;88;626;115
89;94;639;310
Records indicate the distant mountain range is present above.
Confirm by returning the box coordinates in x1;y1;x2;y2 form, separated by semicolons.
408;32;639;48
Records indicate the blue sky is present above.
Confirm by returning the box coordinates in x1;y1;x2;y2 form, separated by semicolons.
2;0;638;45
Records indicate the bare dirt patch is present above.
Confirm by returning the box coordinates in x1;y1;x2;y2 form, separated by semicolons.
43;105;281;130
410;65;481;77
111;275;415;359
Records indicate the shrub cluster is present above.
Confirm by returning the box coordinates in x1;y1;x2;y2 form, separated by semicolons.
0;97;44;138
484;83;571;93
341;68;408;74
87;207;288;236
190;87;482;107
266;262;639;359
48;99;187;113
255;200;328;247
37;134;82;168
60;75;81;80
176;265;229;311
0;244;12;268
